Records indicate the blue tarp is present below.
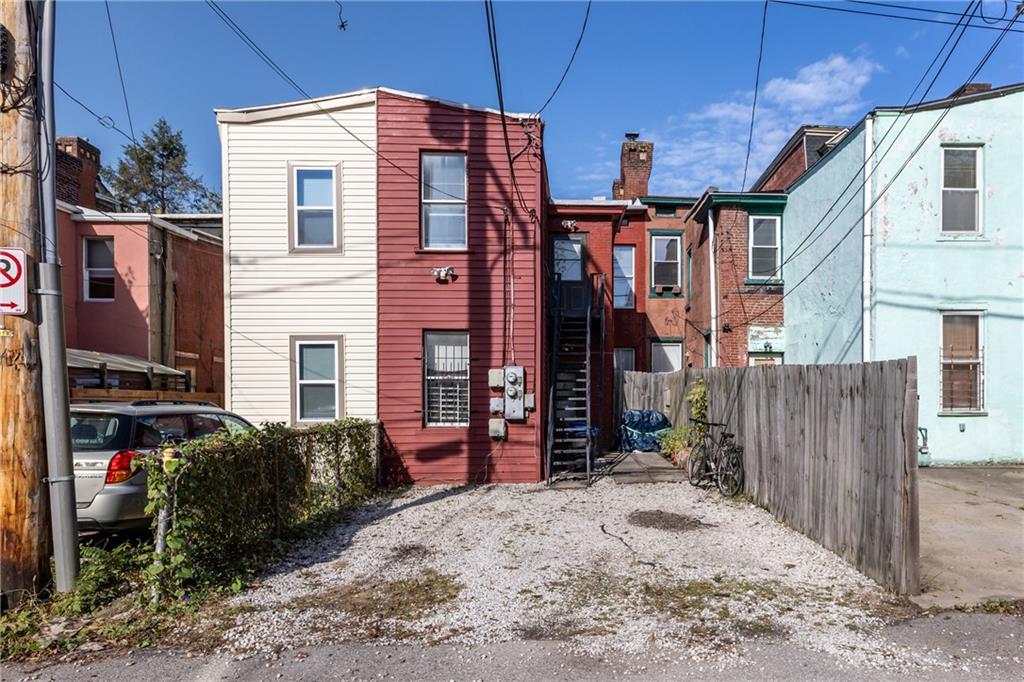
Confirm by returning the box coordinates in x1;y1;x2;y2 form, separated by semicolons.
619;409;672;452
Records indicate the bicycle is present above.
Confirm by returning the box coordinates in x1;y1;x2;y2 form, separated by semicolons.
686;418;745;497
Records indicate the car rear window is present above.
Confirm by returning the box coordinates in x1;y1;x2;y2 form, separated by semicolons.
70;412;133;452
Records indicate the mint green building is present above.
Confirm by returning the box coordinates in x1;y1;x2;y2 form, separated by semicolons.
783;83;1023;464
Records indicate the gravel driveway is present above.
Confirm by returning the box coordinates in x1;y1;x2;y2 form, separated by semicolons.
211;479;943;672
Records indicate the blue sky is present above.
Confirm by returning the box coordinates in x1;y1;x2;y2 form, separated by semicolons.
56;1;1022;199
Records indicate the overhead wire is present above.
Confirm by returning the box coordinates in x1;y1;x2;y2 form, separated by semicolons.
741;0;770;192
535;0;592;116
771;0;1023;32
103;0;137;143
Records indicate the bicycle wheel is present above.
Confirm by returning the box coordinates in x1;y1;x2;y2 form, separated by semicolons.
687;444;706;486
716;446;744;497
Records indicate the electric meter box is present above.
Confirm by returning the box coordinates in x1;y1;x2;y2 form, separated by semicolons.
503;365;525;421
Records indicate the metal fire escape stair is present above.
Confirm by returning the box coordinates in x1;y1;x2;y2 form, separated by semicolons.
550;317;591;472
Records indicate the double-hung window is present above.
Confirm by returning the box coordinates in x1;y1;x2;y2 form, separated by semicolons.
651;234;681;289
421;153;467;249
424;332;470;427
940;312;984;412
941;148;981;234
613;245;635;308
292;338;342;423
83;237;115;301
749;216;781;280
292;167;339;249
651;341;683;373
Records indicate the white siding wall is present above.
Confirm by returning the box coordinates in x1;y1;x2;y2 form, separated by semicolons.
221;100;377;422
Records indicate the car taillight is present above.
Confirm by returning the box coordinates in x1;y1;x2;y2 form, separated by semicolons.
105;450;138;484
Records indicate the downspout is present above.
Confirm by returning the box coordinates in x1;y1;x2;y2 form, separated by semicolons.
708;208;719;367
862;114;874;363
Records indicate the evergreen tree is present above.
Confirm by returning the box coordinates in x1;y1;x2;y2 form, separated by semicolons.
101;118;220;213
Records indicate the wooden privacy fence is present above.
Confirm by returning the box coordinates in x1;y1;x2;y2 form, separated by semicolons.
618;359;920;595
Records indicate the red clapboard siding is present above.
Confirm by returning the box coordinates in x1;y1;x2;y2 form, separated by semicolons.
376;90;545;484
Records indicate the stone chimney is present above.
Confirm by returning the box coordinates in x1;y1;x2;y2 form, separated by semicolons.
55;136;101;209
949;82;991;99
611;132;653;201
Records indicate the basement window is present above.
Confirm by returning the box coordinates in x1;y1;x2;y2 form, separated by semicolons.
421;153;467;249
651;341;683;373
424;331;470;427
291;337;343;423
83;237;115;301
940;312;984;412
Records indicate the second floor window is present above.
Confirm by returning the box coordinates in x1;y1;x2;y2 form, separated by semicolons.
651;235;681;289
83;237;115;301
942;148;980;234
613;245;635;308
421;153;467;249
294;168;337;248
749;216;781;280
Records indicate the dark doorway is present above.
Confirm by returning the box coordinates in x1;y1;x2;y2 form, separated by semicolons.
551;234;588;317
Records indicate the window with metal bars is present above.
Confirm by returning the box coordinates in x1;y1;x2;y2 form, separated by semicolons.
424;331;470;427
940;312;984;412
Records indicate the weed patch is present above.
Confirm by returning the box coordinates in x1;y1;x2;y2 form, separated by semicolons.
627;510;709;533
291;569;462;622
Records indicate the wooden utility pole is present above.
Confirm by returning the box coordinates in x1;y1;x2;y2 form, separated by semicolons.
0;0;51;609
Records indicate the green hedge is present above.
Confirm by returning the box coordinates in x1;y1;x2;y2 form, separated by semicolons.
139;419;378;598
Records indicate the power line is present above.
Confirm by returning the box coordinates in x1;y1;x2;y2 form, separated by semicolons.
771;0;1024;33
55;82;135;145
535;0;592;116
717;0;978;322
103;0;137;143
741;0;770;192
847;0;1013;24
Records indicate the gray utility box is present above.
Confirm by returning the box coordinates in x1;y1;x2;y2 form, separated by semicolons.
503;366;525;421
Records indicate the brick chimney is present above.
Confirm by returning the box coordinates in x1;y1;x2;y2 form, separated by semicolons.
55;136;101;209
611;132;653;201
949;82;991;99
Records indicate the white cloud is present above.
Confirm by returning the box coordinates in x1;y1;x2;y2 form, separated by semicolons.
568;53;882;197
895;45;910;59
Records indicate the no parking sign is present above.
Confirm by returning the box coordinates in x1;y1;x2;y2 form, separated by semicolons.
0;248;27;316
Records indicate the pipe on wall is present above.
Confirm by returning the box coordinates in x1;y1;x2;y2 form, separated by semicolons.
862;114;874;363
709;209;719;367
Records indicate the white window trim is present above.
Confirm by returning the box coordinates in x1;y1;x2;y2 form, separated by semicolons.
295;340;340;423
420;152;468;251
748;215;782;280
292;166;339;249
939;310;986;414
650;341;683;374
613;245;636;309
424;331;471;428
82;237;115;302
650;235;682;288
940;146;983;235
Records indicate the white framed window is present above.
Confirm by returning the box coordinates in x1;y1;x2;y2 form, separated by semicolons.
941;147;981;234
749;216;781;280
292;167;338;249
940;311;984;412
613;348;636;373
651;341;683;373
651;234;681;289
421;152;467;249
291;338;342;423
83;237;115;301
424;331;470;427
613;245;635;308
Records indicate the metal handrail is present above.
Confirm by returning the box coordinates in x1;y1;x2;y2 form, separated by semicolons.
546;273;562;484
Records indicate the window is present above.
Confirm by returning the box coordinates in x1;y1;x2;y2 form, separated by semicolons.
686;247;693;301
749;216;781;280
651;234;681;289
292;167;338;249
219;414;254;436
749;353;783;367
191;414;227;438
292;338;342;423
421;153;467;249
424;332;470;427
942;148;980;233
70;412;132;451
613;245;635;308
552;237;583;280
655;205;677;218
613;348;636;373
941;312;984;412
703;332;712;368
134;415;189;447
83;238;115;301
651;341;683;373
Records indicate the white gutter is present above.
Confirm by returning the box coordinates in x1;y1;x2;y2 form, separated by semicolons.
709;209;719;368
218;120;232;412
862;113;874;363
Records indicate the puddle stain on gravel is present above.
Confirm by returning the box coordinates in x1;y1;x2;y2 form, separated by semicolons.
289;569;462;623
388;543;433;563
627;510;710;533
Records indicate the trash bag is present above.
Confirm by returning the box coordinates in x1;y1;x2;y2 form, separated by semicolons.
619;409;672;453
564;420;599;440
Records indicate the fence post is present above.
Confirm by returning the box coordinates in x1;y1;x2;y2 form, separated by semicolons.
902;356;921;595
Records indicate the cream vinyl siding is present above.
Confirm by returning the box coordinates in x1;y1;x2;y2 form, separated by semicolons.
220;99;377;422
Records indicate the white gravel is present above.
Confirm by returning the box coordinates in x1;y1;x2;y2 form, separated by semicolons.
216;479;949;672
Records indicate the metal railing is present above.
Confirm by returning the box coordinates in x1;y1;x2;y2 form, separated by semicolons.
939;349;985;412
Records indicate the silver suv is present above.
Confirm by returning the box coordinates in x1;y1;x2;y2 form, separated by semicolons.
70;401;254;531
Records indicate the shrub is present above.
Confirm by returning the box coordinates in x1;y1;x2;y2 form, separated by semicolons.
658;424;691;455
686;380;708;444
139;419;379;598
